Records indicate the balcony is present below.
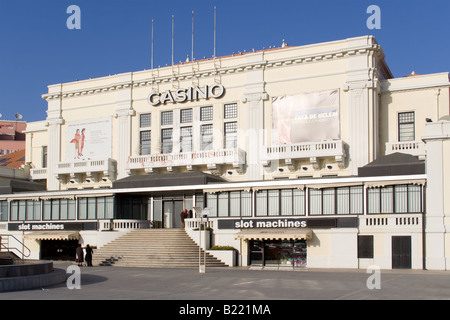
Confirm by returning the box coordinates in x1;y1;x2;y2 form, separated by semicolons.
385;141;426;160
261;140;346;170
56;158;117;183
127;148;246;174
30;168;48;180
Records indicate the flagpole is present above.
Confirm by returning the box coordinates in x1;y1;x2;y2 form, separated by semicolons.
172;15;175;66
151;19;154;69
192;11;194;62
213;6;216;58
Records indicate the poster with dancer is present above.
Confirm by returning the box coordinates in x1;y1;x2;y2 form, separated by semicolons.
272;89;340;144
66;117;112;161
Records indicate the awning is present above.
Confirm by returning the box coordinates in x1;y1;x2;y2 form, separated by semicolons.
24;231;80;241
234;228;313;241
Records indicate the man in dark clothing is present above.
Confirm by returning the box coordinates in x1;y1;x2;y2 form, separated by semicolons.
85;244;94;267
75;244;84;267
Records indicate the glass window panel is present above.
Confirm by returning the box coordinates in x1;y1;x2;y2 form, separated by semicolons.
18;200;26;221
43;200;51;220
206;193;217;217
140;130;151;155
180;127;193;153
381;186;393;213
68;200;77;220
201;124;213;151
180;108;193;123
224;103;238;119
337;187;350;215
241;192;252;217
229;191;240;217
140;113;151;128
224;122;237;149
78;198;87;220
33;201;41;221
256;191;267;216
200;106;213;121
398;112;415;142
105;197;114;219
10;201;18;221
293;189;305;216
281;189;293;216
161;111;173;125
97;197;105;219
322;188;335;215
52;200;60;220
60;199;68;220
350;186;363;214
0;201;8;221
218;192;229;217
309;189;322;215
161;128;173;153
87;198;97;220
268;190;279;216
395;185;408;213
367;189;380;214
408;185;422;213
195;193;204;210
26;200;35;221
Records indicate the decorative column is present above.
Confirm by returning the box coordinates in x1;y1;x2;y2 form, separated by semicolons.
241;85;268;181
114;82;135;180
422;119;450;270
45;85;64;191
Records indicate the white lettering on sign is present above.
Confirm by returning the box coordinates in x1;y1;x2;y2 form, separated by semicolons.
234;219;307;229
148;84;226;106
18;223;65;231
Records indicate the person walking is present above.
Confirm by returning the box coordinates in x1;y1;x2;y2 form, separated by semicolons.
85;244;94;267
75;243;84;267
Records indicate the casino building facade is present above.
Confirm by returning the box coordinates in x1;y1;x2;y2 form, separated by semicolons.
1;35;450;270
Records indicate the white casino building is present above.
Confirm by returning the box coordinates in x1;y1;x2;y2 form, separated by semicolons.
1;35;450;270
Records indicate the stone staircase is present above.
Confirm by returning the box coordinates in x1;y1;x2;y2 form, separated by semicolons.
92;229;227;268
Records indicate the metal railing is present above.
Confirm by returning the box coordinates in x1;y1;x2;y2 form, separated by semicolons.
0;234;31;261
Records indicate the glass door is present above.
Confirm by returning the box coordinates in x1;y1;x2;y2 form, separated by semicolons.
162;200;184;228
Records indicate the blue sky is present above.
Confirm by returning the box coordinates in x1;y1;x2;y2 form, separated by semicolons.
0;0;449;122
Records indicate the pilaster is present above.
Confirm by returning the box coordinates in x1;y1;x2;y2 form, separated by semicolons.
422;120;450;270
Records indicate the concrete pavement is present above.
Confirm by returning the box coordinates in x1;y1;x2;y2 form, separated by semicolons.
1;262;450;301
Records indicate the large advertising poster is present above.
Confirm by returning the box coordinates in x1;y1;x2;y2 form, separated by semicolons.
272;89;340;144
66;118;112;161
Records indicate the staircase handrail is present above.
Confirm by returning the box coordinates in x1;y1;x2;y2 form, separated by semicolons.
0;234;31;259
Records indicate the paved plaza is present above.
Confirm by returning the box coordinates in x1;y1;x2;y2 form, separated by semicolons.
1;262;450;301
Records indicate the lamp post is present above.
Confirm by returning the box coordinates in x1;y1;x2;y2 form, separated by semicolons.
196;207;210;274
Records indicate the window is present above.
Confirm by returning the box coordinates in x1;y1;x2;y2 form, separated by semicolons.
200;106;213;121
224;103;238;119
224;122;237;149
180;127;192;153
0;201;8;221
367;184;423;214
180;109;193;124
358;235;374;259
398;112;415;142
140;130;151;155
201;124;213;151
161;111;173;126
140;113;151;128
161;128;173;153
42;146;48;168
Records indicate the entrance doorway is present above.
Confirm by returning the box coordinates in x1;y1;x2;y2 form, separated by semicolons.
392;236;411;269
250;240;307;268
40;240;78;261
163;200;184;228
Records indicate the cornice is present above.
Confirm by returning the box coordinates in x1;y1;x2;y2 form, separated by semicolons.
42;43;382;101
